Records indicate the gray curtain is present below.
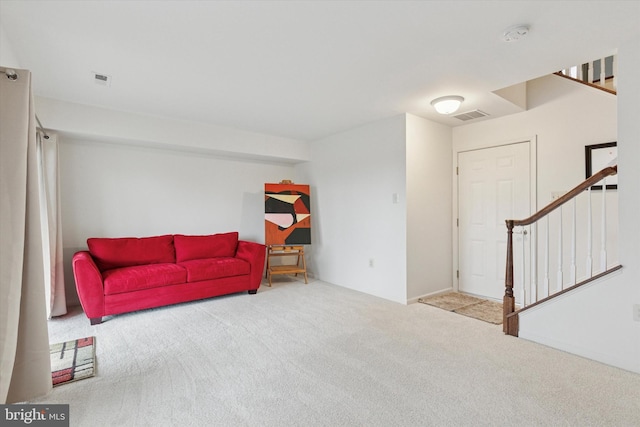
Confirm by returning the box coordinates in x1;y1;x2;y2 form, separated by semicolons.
0;67;52;403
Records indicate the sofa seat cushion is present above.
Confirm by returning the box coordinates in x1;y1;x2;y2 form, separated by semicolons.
88;235;176;271
103;263;187;295
179;257;250;282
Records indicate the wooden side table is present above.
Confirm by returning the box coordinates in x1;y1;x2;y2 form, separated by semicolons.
265;245;308;286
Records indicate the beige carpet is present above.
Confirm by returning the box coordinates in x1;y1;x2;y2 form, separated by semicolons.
418;292;503;324
33;279;640;426
31;276;640;427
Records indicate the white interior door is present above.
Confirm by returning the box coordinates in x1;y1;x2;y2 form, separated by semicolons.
458;142;530;300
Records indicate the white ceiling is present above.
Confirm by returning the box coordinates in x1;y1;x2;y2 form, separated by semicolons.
1;1;638;141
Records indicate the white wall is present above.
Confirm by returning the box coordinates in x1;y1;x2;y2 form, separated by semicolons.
296;115;408;303
60;138;293;247
0;24;20;67
406;114;453;302
518;37;640;373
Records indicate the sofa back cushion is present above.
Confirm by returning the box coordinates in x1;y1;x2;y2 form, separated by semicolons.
174;232;239;262
87;235;176;271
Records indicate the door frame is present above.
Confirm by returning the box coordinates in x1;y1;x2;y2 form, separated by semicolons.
453;136;538;294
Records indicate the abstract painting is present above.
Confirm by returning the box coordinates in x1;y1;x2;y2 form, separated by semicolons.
265;183;311;245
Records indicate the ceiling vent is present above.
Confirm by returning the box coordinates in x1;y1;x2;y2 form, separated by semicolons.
93;72;111;87
454;109;489;121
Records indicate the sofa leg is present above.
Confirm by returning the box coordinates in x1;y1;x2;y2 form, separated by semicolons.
90;317;102;325
248;289;257;295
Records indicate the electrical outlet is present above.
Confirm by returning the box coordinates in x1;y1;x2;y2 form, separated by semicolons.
369;258;374;268
633;304;640;322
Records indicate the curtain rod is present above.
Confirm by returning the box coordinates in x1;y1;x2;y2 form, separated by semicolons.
35;115;50;139
1;68;18;80
2;68;51;139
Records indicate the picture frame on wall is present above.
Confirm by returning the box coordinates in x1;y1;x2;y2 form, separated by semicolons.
585;142;617;190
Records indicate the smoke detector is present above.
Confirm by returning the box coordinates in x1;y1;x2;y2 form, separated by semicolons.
502;25;530;42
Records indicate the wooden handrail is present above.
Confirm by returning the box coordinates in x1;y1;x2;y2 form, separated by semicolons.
513;165;617;227
503;165;618;335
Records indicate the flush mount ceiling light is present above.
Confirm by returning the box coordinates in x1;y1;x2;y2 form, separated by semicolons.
431;96;464;115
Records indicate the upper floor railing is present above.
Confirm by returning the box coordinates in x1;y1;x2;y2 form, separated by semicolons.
558;55;617;94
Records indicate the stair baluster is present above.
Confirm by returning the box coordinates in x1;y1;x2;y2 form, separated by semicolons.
520;227;526;306
531;223;538;304
544;216;550;298
570;198;577;286
586;186;593;278
600;177;607;272
557;206;564;291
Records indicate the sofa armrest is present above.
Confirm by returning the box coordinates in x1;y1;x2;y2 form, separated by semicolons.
235;241;266;288
72;251;105;320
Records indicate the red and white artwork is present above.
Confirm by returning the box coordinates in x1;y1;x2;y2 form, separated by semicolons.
265;183;311;245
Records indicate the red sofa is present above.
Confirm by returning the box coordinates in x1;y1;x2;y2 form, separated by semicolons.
72;232;265;325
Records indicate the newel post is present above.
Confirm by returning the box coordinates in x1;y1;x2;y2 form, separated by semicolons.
503;220;517;335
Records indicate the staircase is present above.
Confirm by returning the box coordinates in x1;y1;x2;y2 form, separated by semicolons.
502;165;620;336
500;54;621;336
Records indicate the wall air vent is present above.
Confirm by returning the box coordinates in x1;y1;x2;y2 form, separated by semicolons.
454;110;489;121
93;72;112;87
